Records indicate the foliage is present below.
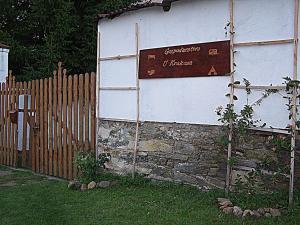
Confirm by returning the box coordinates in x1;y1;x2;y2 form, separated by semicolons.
0;0;140;81
74;151;111;183
234;170;264;195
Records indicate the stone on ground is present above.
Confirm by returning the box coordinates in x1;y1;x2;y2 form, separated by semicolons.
223;207;233;214
97;181;110;188
270;208;281;217
233;206;243;217
80;183;87;191
88;181;97;190
242;209;254;217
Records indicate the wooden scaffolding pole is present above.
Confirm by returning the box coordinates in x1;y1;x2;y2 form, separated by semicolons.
289;0;299;206
96;30;101;158
226;0;235;195
132;23;140;178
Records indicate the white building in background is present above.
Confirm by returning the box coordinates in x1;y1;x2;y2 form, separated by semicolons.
96;0;298;129
0;43;9;82
96;0;300;188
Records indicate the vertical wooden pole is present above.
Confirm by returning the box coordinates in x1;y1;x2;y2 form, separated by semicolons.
39;79;44;173
290;0;299;206
96;31;101;158
30;81;36;171
35;80;40;172
73;74;78;177
44;79;48;174
49;77;53;176
63;69;68;178
58;63;63;177
22;82;28;167
91;72;96;152
84;73;90;151
79;74;84;151
0;83;3;164
7;74;12;166
14;79;19;167
132;23;140;178
4;80;8;166
68;75;73;179
226;0;235;195
27;81;32;166
11;77;16;167
53;71;58;176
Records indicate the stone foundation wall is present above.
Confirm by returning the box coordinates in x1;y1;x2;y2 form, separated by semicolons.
97;120;295;190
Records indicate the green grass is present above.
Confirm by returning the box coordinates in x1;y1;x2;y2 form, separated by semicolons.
0;167;300;225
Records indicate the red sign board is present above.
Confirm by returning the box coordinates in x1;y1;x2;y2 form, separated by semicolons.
139;40;231;79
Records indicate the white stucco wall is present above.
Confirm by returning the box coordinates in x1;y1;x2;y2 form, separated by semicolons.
98;0;299;129
0;48;9;82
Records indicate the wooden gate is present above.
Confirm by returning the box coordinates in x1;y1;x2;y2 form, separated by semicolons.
0;63;96;180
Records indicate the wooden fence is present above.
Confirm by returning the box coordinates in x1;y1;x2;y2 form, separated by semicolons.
0;63;96;180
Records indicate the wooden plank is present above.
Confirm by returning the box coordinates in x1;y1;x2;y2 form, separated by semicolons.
84;73;89;151
100;87;137;91
79;74;84;150
99;54;136;61
7;75;12;166
132;23;140;178
4;80;8;165
0;83;2;164
234;39;294;47
68;75;73;179
226;0;235;195
30;81;36;171
62;69;68;178
234;84;285;90
35;80;40;172
58;65;63;177
22;82;28;167
53;71;58;176
0;83;3;165
27;81;32;167
39;79;44;173
73;74;78;177
44;79;48;174
289;0;299;207
96;31;101;161
49;77;53;176
14;79;19;167
90;72;96;152
11;77;16;167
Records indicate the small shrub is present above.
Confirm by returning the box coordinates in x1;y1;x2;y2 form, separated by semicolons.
74;151;111;183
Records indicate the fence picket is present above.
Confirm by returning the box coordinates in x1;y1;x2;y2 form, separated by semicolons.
79;74;84;151
73;75;78;176
84;73;89;151
7;75;12;166
22;82;28;167
14;79;19;167
0;83;2;164
30;81;36;171
91;72;96;151
44;79;48;174
35;80;40;172
39;79;44;173
62;70;68;178
49;77;53;175
68;75;73;179
53;72;58;176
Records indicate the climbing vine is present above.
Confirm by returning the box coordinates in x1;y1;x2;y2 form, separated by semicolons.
216;77;299;196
